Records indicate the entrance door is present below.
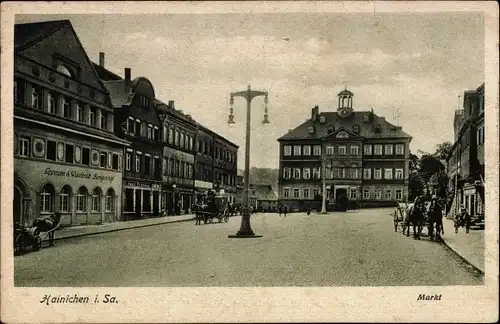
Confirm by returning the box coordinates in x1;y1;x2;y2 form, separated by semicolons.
13;187;22;224
335;188;348;211
135;189;142;219
153;191;159;216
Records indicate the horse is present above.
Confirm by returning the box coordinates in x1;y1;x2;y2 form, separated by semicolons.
193;203;207;225
32;213;61;246
426;201;444;241
403;200;425;239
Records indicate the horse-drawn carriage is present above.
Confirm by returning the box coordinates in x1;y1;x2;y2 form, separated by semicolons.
14;213;61;255
393;197;444;241
194;191;230;225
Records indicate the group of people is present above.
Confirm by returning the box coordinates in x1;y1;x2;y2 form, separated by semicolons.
277;205;289;217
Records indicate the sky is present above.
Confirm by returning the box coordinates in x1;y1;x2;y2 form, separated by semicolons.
16;13;484;169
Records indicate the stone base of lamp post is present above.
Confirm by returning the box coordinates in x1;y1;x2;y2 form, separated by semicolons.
228;214;263;238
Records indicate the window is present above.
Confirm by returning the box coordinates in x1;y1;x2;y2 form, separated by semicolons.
293;188;300;198
100;151;107;167
313;145;321;156
350;188;357;199
180;133;185;148
364;144;372;155
46;140;57;161
92;188;101;212
63;97;71;118
284;188;290;198
284;145;292;156
327;126;334;134
374;168;382;180
147;125;152;139
374;124;382;133
395;168;403;179
374;145;382;155
65;144;73;163
396;189;403;201
385;145;393;155
376;189;382;200
353;124;360;133
82;148;90;165
169;127;174;144
350;145;359;156
101;111;108;130
293;145;302;156
307;126;315;134
126;152;131;171
303;168;311;179
19;136;30;157
89;107;98;126
60;186;71;212
76;104;84;122
395;144;404;155
144;156;151;175
135;120;141;136
294;168;301;179
384;189;392;200
338;146;346;155
14;80;24;104
40;184;54;213
340;168;346;179
352;168;360;179
31;87;40;109
313;167;321;179
75;187;87;212
384;168;393;180
189;137;193;150
175;130;180;146
47;93;56;113
106;189;114;212
300;145;310;156
326;146;334;155
283;167;291;179
135;153;141;172
319;116;326;123
363;189;370;199
304;188;310;199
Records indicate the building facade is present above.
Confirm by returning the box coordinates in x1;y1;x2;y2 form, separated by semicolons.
446;83;484;219
157;100;197;215
277;89;412;211
13;20;128;227
96;65;163;220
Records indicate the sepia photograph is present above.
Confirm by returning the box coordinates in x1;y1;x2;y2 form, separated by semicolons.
1;1;498;323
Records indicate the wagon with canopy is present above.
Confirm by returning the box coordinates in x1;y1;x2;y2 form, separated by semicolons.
194;191;230;225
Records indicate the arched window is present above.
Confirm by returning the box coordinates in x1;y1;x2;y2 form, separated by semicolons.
106;189;115;212
40;184;55;213
56;65;73;77
59;185;72;212
75;186;88;212
92;188;102;212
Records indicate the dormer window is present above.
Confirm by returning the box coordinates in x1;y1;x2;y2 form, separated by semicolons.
374;124;382;133
363;115;370;122
56;64;74;78
319;116;326;123
353;124;360;133
307;126;316;134
327;126;335;134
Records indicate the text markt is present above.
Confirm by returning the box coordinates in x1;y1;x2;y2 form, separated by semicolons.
44;168;115;183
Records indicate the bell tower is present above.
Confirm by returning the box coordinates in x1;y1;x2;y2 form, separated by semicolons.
337;88;354;118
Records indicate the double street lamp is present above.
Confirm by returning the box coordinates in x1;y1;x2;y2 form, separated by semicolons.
228;84;268;238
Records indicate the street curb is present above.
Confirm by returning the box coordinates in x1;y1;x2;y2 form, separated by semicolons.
437;237;485;276
46;217;196;242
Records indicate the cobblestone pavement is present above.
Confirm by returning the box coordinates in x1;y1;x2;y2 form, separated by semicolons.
14;208;483;287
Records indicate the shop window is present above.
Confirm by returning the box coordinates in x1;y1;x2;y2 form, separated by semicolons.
75;187;88;212
40;184;55;213
60;186;72;212
92;188;102;212
19;136;31;157
112;154;119;170
106;189;115;212
46;140;57;161
100;151;107;168
82;148;90;166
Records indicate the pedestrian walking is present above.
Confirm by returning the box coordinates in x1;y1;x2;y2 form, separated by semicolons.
278;205;282;217
455;205;471;234
283;205;288;218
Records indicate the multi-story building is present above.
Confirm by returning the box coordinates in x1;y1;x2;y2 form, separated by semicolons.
13;20;128;227
95;61;163;220
156;100;197;215
446;83;484;219
277;88;412;211
194;125;238;204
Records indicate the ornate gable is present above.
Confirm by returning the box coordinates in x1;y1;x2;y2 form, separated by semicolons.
321;126;364;141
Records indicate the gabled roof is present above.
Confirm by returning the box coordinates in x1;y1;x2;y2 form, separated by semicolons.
92;63;122;81
252;184;278;201
15;20;69;51
278;111;411;141
320;126;364;140
102;80;133;107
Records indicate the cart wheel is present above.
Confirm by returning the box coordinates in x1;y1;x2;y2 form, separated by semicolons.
14;234;25;255
224;214;229;222
33;236;42;251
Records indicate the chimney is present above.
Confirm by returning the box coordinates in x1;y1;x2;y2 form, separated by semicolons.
124;68;131;81
311;105;319;121
168;100;175;109
99;52;105;67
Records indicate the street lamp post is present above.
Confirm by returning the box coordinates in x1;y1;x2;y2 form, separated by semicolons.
228;84;268;238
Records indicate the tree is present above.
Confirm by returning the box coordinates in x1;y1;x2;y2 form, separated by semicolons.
429;169;449;198
419;154;445;184
433;141;453;160
408;152;424;201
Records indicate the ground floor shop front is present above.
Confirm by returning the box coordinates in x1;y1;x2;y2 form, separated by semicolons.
123;181;162;220
163;186;194;215
14;159;123;227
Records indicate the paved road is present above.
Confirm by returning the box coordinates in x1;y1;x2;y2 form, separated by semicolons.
14;208;483;286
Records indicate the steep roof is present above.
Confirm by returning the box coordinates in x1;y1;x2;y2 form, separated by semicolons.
92;63;122;81
102;80;133;107
252;184;278;201
14;20;69;51
278;111;411;141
